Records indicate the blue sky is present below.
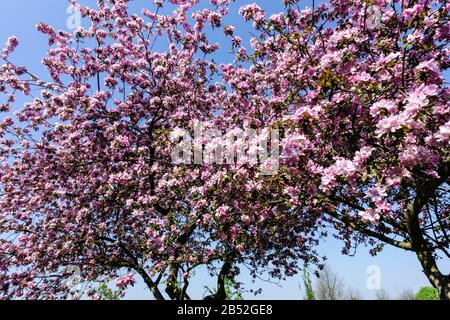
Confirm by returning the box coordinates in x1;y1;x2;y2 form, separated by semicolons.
0;0;440;300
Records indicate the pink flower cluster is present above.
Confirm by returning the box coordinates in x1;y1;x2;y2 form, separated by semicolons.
115;273;136;290
1;36;19;59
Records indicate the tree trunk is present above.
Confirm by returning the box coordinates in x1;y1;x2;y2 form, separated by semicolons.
407;180;450;300
414;248;450;300
135;265;165;300
437;278;450;300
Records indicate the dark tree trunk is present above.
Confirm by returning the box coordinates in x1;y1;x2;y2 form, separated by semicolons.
437;278;450;300
407;178;450;300
414;248;450;300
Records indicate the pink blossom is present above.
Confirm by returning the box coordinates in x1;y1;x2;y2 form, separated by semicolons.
374;199;391;215
415;59;441;79
239;4;265;26
116;135;130;148
366;185;387;202
370;100;397;117
285;187;299;206
116;273;136;289
353;147;373;168
376;114;407;136
154;65;167;75
1;36;19;59
435;121;450;143
203;213;212;223
281;134;306;165
358;208;380;224
216;205;230;222
223;25;235;36
402;4;424;23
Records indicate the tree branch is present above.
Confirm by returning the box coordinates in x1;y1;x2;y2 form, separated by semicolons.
324;210;413;251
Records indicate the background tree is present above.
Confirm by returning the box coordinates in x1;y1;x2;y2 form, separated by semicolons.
345;288;362;300
375;288;390;300
397;289;416;300
315;266;345;300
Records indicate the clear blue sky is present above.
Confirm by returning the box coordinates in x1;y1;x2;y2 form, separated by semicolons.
0;0;442;300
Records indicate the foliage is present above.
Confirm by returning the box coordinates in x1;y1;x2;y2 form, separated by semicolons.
302;267;315;300
96;283;121;301
415;286;440;300
204;277;243;300
224;277;243;301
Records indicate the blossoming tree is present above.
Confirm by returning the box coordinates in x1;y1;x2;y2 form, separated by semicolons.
0;0;322;300
218;0;449;299
0;0;449;300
